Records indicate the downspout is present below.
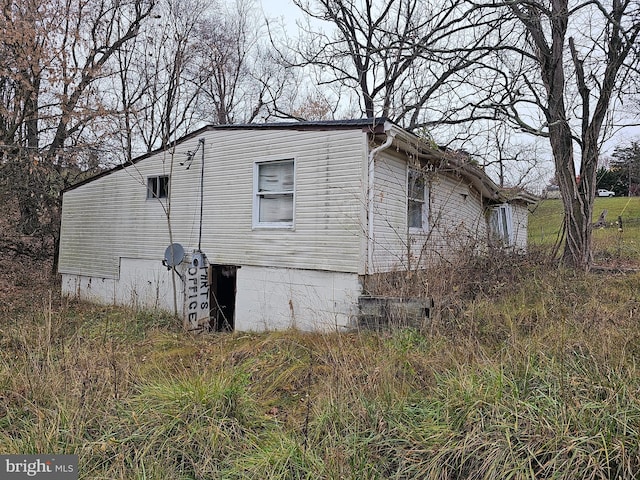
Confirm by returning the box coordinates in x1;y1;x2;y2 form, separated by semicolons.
367;126;395;274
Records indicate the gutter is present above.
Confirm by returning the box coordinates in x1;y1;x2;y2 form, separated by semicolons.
367;121;395;274
389;127;503;203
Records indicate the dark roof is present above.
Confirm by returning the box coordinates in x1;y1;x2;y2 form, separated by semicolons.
209;118;390;130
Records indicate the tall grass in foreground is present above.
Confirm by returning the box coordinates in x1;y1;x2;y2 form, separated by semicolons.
1;263;640;478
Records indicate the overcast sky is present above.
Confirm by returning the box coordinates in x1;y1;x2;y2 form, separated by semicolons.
256;0;639;166
260;0;303;29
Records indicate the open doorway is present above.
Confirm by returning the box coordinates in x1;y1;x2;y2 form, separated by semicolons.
209;265;238;332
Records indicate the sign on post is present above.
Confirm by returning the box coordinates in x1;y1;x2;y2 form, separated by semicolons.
184;251;210;332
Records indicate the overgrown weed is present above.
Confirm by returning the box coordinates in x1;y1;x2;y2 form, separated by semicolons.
2;254;640;478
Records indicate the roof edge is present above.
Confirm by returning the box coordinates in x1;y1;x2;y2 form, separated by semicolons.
63;118;392;193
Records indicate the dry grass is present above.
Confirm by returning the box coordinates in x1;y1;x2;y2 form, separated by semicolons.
1;251;640;478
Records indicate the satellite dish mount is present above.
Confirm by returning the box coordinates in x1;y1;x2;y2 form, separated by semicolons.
163;243;185;277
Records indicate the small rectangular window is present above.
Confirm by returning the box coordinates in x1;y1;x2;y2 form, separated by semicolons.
254;159;294;227
147;175;169;199
408;169;428;232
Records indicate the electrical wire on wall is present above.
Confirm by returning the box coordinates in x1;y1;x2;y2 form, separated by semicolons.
198;138;205;251
181;138;206;252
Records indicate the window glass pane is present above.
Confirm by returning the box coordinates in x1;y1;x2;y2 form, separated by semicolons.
159;176;169;198
258;161;294;192
147;176;168;199
408;172;424;201
147;177;156;198
500;209;509;237
490;209;501;235
408;170;427;230
259;194;293;223
491;205;512;246
408;200;423;229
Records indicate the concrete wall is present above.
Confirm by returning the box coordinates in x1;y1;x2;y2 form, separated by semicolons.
60;258;177;311
235;266;362;332
61;261;362;332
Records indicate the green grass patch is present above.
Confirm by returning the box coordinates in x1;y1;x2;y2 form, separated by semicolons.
529;197;640;263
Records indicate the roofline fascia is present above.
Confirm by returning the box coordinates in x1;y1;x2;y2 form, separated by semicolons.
379;124;503;203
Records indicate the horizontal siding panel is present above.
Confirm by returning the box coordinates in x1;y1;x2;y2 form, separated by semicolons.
59;129;368;277
372;152;409;271
429;176;487;249
370;150;492;273
512;204;528;249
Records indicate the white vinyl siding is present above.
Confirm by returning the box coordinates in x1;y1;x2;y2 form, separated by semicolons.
423;175;487;259
59;157;172;279
369;151;407;271
58;129;367;278
371;150;488;272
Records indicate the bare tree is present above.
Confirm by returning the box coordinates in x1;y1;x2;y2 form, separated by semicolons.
0;0;155;266
285;0;500;132
193;0;289;125
476;123;549;191
475;0;640;268
112;0;209;154
111;0;288;159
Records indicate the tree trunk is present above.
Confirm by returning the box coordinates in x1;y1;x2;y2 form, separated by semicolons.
561;187;593;269
534;0;594;269
548;120;593;269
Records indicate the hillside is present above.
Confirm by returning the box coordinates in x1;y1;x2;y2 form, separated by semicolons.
529;197;640;266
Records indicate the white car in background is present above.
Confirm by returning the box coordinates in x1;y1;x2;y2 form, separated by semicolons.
597;189;615;197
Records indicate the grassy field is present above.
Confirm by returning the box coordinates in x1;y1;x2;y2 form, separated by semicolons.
529;197;640;264
2;252;640;478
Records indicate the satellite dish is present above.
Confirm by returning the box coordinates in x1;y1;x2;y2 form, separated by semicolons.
164;243;185;267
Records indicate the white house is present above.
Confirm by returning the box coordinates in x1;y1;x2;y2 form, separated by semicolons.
58;118;534;332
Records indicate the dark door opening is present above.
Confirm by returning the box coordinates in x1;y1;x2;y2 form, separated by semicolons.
209;265;237;332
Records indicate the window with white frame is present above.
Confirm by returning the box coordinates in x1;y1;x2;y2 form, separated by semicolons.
147;175;169;199
254;159;294;227
490;204;514;246
408;169;428;232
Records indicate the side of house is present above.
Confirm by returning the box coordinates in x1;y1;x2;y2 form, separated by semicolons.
370;148;491;272
59;125;371;331
59;119;534;332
